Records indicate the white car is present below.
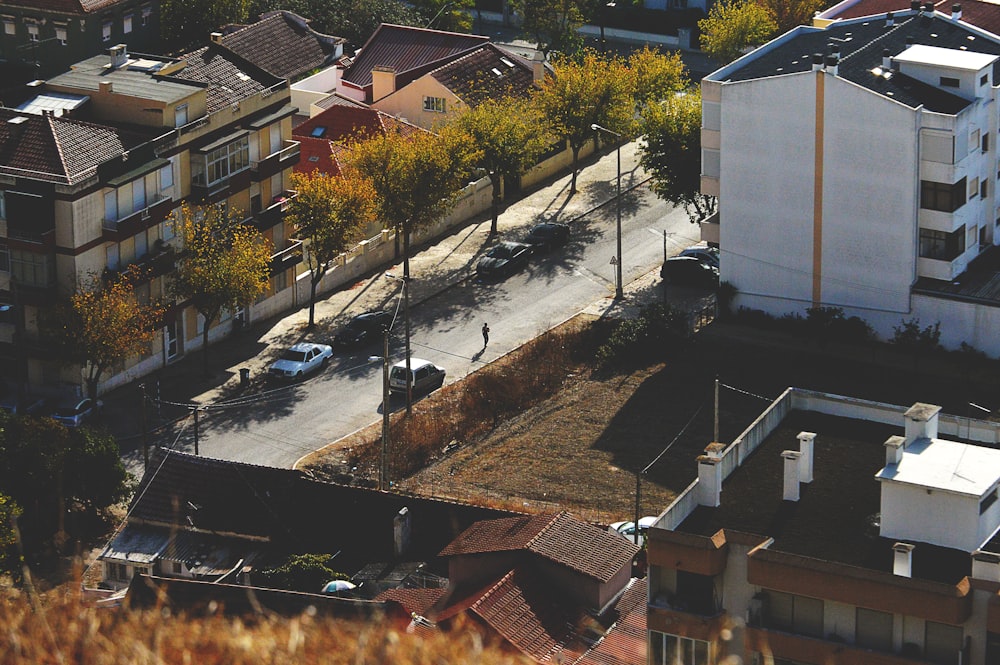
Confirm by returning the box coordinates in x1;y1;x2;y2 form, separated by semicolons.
268;342;333;380
609;516;658;546
389;358;445;395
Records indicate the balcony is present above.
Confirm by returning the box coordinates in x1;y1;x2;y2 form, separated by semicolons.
102;195;174;243
103;242;176;284
252;191;298;231
190;168;253;204
745;625;968;665
919;203;972;234
250;140;300;182
269;240;303;276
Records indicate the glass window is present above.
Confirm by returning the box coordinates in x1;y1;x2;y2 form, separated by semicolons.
174;104;188;128
160;164;173;190
132;177;146;212
135;230;148;258
649;632;710;665
123;13;132;33
0;191;5;219
10;249;54;287
26;22;38;41
856;608;893;651
104;190;117;222
422;96;446;113
970;177;980;199
925;621;963;665
921;178;967;212
200;135;250;186
919;227;965;261
766;591;823;638
941;76;960;88
102;20;112;41
141;4;151;25
3;20;14;35
55;26;67;44
106;244;120;270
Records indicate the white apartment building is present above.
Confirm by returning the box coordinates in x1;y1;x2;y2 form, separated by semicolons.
701;5;1000;354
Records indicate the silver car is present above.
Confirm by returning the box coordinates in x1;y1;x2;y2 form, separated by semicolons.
268;342;333;380
389;358;445;395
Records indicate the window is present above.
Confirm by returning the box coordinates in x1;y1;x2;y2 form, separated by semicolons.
10;249;54;287
985;133;990;153
161;219;175;242
0;191;5;219
971;129;981;153
970;177;980;199
160;163;173;190
983;179;989;198
981;489;998;514
55;26;67;44
649;632;710;665
941;76;960;88
2;19;14;35
982;74;989;86
925;622;963;665
0;245;8;273
422;96;446;113
675;571;717;615
766;591;824;638
194;135;250;187
123;13;132;33
921;178;967;212
310;126;326;138
106;244;120;270
856;608;893;651
920;227;965;261
174;104;188;128
26;22;38;41
141;4;151;25
102;19;112;41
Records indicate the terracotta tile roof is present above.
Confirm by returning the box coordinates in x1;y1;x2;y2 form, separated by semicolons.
296;135;340;176
0;0;128;15
821;0;1000;35
218;11;345;81
431;43;537;106
342;24;488;90
0;108;153;184
573;579;647;665
314;93;369;110
174;44;282;113
439;512;639;583
376;587;447;616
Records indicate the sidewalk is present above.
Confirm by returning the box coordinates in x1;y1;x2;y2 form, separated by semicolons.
104;140;654;449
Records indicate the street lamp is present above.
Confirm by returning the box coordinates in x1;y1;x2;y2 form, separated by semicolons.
385;272;413;414
591;123;623;299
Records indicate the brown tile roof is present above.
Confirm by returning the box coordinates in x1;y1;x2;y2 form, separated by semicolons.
822;0;1000;34
218;11;345;81
342;23;488;90
439;512;638;583
573;579;647;665
0;0;128;15
296;135;340;176
314;93;369;110
174;44;282;113
0;108;153;184
431;43;537;106
376;587;447;617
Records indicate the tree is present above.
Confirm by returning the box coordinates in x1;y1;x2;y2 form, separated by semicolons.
161;0;252;51
169;204;272;376
698;0;777;64
449;98;550;235
287;170;377;327
760;0;826;33
0;491;22;577
638;87;718;224
248;0;423;49
413;0;474;32
532;51;634;194
257;553;347;592
628;47;689;111
511;0;591;57
45;265;165;399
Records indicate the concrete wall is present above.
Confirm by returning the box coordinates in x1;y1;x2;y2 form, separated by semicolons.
371;75;463;130
880;482;979;551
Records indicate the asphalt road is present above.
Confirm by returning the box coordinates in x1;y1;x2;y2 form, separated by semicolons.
126;186;701;473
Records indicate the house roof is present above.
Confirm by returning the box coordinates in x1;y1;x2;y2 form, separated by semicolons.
342;23;488;90
217;10;345;81
0;108;155;184
376;587;448;617
430;43;537;106
47;53;200;105
173;43;283;113
875;435;1000;496
439;512;638;583
574;578;648;665
714;11;1000;114
0;0;129;16
313;92;369;111
820;0;1000;36
100;524;266;576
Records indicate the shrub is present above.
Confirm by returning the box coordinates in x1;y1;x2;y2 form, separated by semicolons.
595;303;688;368
256;553;347;593
891;318;942;354
716;281;737;319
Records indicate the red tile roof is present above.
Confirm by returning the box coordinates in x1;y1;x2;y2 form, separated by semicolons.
573;579;647;665
175;44;282;113
342;24;488;91
218;11;345;81
822;0;1000;34
0;0;128;15
431;43;537;106
376;587;448;617
296;135;340;176
439;512;639;583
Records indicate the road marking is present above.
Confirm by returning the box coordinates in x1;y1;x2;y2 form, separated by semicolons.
574;268;612;287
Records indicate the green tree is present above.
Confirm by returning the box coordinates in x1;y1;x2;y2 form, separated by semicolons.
287;170;377;327
638;87;717;224
413;0;474;32
169;204;273;376
248;0;423;48
161;0;252;51
698;0;777;64
45;265;165;399
532;50;634;194
511;0;591;56
760;0;826;32
449;98;550;235
0;491;22;576
257;553;347;592
628;47;689;110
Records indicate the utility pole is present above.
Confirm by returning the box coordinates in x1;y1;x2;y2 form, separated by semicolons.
380;328;390;490
140;383;149;470
193;406;200;456
714;376;720;443
633;469;641;545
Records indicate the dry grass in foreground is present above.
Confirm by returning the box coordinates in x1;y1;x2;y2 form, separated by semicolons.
1;583;527;665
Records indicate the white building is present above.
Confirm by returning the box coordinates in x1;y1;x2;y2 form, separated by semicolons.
701;5;1000;354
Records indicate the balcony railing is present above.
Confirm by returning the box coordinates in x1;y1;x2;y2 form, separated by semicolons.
103;243;176;284
250;140;300;181
102;195;174;241
269;239;303;276
252;190;298;231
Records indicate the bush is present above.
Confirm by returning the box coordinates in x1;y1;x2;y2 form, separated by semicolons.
256;553;347;593
891;318;942;354
595;303;688;368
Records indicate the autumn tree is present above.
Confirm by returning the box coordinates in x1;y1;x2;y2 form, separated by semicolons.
628;47;690;110
532;50;634;194
169;204;272;376
638;87;717;224
248;0;422;48
761;0;826;33
511;0;591;56
161;0;251;51
45;264;165;399
698;0;777;64
287;170;377;327
449;98;550;235
413;0;474;32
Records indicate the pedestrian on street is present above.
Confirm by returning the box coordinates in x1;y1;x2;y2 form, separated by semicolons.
482;322;490;348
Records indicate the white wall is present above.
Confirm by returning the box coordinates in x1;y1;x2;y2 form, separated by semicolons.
880;481;979;551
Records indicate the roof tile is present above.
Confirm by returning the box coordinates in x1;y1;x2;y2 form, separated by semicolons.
219;11;345;81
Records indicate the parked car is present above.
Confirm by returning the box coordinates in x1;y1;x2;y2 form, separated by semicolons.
268;342;333;380
389;358;446;395
660;256;719;288
523;222;570;252
608;516;658;546
334;311;393;350
0;387;47;416
476;241;532;279
679;244;720;268
49;397;102;428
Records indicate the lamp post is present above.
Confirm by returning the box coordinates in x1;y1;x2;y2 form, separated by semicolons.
385;272;413;414
591;123;623;299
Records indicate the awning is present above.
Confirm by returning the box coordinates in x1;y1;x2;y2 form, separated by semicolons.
246;104;298;130
106;157;170;188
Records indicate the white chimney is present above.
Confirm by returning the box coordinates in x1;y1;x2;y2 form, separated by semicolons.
972;551;1000;582
812;53;824;72
893;542;915;577
108;44;128;70
885;435;905;466
882;48;892;70
210;31;223;44
825;54;839;76
697;454;722;508
782;450;801;501
797;432;815;484
885;11;895;26
371;66;396;102
952;2;962;19
904;403;940;445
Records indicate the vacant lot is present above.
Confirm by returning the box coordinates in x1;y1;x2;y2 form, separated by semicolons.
301;315;1000;526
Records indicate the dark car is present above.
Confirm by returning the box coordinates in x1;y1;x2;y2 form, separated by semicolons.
523;222;570;252
680;245;720;268
334;311;393;349
49;397;103;428
476;241;532;279
660;256;719;288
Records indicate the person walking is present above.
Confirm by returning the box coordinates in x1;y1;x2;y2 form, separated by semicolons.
482;322;490;348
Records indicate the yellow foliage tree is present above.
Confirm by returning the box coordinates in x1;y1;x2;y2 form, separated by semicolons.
699;0;778;64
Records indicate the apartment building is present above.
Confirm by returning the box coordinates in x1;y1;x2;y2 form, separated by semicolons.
701;5;1000;354
646;388;1000;664
0;42;300;397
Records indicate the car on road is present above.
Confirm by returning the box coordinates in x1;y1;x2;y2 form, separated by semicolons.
680;244;720;268
389;358;446;395
268;342;333;380
523;222;570;253
476;241;532;279
609;516;658;546
49;397;102;428
334;311;393;350
660;256;719;288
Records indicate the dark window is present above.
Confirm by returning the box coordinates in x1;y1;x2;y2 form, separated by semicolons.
675;571;718;615
981;489;998;514
765;591;824;638
982;74;989;86
941;76;960;87
983;179;989;198
925;621;963;665
984;133;990;153
856;607;893;651
920;227;965;261
921;178;967;212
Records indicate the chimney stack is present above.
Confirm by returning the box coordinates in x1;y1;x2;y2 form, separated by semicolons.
108;44;127;70
6;116;29;140
952;3;962;19
697;452;722;508
882;48;892;69
797;432;815;483
904;403;940;445
371;66;397;102
923;1;935;12
910;0;920;10
532;50;545;84
812;53;824;72
893;542;915;577
825;54;839;76
210;32;223;44
885;435;905;466
99;79;113;94
972;551;1000;582
782;450;802;501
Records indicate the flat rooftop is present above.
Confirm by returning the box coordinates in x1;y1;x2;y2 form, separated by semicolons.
677;410;972;585
914;245;1000;303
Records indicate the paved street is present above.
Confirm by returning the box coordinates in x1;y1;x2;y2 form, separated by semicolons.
107;141;706;476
